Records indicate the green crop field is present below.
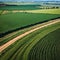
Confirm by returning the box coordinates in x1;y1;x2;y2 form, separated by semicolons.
25;9;60;14
0;3;60;60
0;12;60;34
0;22;60;60
28;28;60;60
0;5;40;10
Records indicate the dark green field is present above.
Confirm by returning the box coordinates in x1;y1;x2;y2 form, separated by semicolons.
0;12;60;34
28;28;60;60
0;5;40;10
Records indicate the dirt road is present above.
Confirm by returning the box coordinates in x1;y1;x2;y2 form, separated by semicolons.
0;19;60;52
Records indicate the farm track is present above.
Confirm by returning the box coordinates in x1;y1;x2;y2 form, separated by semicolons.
1;17;58;45
0;19;60;53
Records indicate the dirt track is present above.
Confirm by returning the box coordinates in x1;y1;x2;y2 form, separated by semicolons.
0;19;60;52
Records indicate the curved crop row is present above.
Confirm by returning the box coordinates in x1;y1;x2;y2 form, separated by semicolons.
28;28;60;60
0;22;60;60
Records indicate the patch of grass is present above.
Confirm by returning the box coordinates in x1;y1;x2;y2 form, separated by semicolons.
0;10;3;15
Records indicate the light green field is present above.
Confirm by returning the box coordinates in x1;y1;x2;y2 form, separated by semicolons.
1;9;60;14
0;7;60;60
24;9;60;14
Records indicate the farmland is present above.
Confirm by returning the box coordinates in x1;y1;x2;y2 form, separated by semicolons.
0;11;60;34
24;9;60;14
0;9;60;15
0;21;60;60
28;28;60;60
0;5;41;10
0;1;60;60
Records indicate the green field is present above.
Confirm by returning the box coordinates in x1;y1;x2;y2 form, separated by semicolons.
28;28;60;60
0;22;60;60
0;4;60;60
0;21;48;45
0;12;60;34
25;9;60;14
0;10;3;15
0;5;40;10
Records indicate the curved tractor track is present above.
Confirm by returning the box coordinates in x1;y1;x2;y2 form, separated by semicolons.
0;19;60;53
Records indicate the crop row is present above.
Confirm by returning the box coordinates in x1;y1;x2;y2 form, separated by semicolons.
28;28;60;60
0;22;60;60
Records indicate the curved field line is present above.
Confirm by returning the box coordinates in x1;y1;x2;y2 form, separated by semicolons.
0;19;60;52
22;26;60;60
9;27;59;60
0;28;44;60
0;21;60;60
28;29;60;60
